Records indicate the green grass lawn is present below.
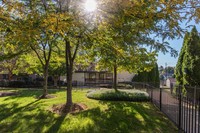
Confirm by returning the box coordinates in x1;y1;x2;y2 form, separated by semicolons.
0;88;177;133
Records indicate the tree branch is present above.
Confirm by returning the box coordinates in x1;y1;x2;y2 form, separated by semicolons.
72;40;80;62
30;45;45;67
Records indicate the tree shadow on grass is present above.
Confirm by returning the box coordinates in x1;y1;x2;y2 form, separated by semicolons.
2;89;61;100
104;101;178;133
0;97;178;132
0;99;41;122
0;99;59;132
0;89;68;132
62;101;178;133
46;113;67;133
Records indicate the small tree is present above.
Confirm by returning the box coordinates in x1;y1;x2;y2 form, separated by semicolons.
175;32;189;85
49;51;66;88
182;26;200;86
152;63;160;87
132;63;160;87
0;43;30;81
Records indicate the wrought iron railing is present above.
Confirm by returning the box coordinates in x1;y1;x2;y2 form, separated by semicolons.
131;82;200;133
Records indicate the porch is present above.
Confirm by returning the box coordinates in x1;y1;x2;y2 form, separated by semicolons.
84;72;113;86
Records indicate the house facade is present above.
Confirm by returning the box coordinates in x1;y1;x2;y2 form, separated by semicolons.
0;74;8;80
0;62;134;87
61;70;134;86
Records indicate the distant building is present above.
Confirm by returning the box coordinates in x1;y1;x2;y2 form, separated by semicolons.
60;70;134;86
0;72;38;81
0;62;135;87
60;63;135;86
166;78;176;88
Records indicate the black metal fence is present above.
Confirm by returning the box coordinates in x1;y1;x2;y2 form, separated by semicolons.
131;82;200;133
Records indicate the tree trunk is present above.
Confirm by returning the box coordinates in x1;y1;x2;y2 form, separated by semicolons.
113;64;118;91
43;65;48;96
53;76;59;88
58;74;61;89
65;39;73;111
8;73;13;81
66;66;73;107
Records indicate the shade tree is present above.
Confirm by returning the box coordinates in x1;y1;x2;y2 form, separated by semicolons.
93;0;183;90
0;44;30;81
92;25;157;91
48;42;66;88
132;63;160;87
28;0;98;109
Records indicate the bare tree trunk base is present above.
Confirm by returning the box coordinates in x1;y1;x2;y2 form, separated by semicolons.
114;89;119;92
64;102;73;113
51;103;87;115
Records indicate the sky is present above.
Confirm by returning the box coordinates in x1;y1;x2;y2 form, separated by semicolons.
157;22;200;67
157;40;182;67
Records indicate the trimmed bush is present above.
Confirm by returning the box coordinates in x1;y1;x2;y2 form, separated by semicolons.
87;89;150;102
0;80;43;88
8;81;26;87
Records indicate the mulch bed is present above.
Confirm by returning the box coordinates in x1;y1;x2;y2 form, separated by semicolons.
0;92;18;97
51;103;88;115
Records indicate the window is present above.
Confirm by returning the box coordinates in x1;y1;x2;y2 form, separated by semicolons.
106;73;113;79
3;74;8;79
99;73;104;80
89;73;96;79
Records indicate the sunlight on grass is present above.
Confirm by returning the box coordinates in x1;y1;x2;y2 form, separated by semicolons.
0;88;177;133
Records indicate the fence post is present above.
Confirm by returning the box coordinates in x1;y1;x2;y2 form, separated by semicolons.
194;86;197;133
178;85;182;132
160;87;162;111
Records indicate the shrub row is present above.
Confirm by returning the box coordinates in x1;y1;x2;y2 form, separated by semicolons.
87;89;150;102
0;80;43;88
